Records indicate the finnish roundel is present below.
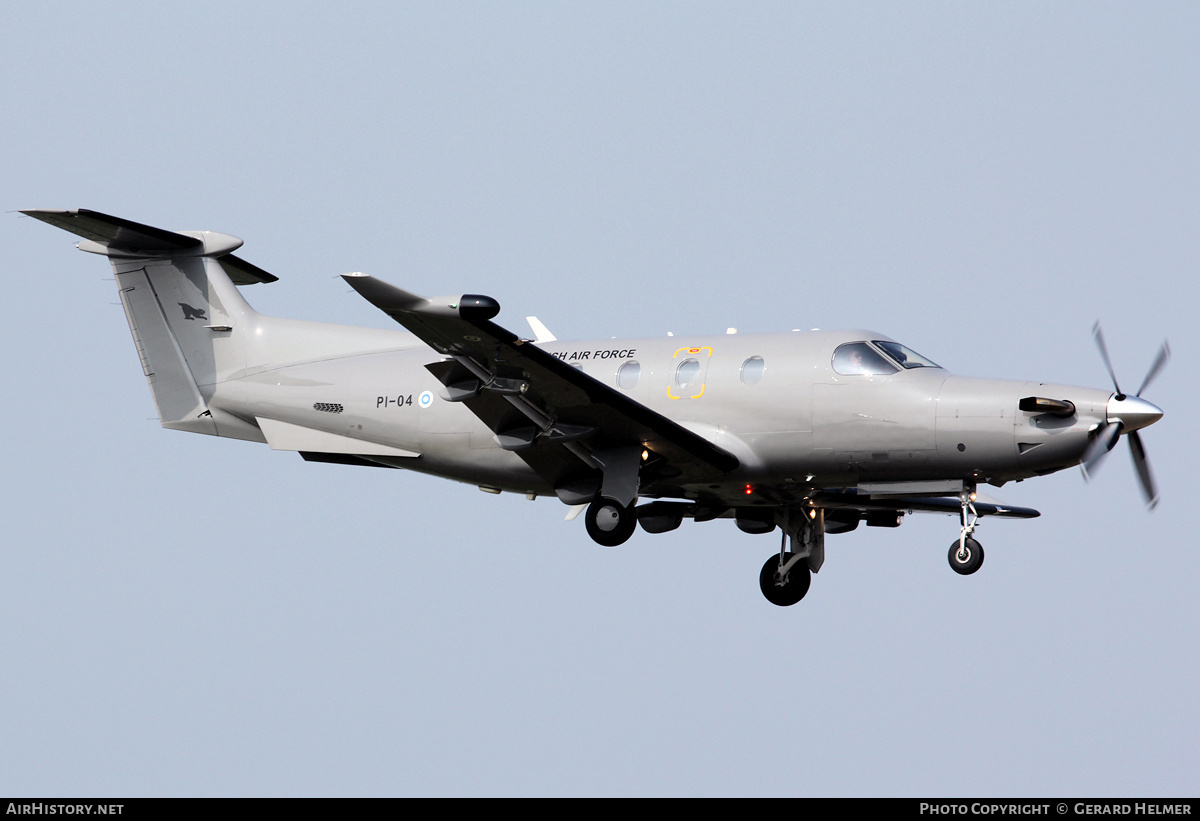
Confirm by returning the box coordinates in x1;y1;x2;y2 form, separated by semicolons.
418;391;434;408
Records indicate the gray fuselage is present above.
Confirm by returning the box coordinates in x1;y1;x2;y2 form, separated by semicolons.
211;320;1112;503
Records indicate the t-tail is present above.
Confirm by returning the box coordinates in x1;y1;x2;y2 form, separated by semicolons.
23;209;279;441
21;208;409;445
25;208;427;456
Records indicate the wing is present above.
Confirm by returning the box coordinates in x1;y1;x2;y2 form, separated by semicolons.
342;275;738;502
815;489;1040;519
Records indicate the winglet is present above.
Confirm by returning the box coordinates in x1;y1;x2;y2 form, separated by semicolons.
525;316;557;343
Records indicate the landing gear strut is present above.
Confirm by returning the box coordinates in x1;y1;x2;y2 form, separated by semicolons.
948;487;984;575
585;496;636;547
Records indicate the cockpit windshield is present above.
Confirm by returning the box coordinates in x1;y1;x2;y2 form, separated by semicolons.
832;341;942;375
872;341;941;369
831;343;899;375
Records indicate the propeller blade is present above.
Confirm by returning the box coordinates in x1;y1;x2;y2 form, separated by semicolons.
1127;430;1159;511
1135;340;1170;397
1081;420;1122;481
1092;321;1123;397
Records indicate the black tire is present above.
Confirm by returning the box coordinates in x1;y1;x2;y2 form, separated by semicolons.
585;497;636;547
948;537;984;575
759;552;812;606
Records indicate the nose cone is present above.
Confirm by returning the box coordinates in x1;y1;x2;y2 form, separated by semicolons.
1107;394;1164;433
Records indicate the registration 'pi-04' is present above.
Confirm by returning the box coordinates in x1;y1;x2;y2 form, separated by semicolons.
24;209;1169;605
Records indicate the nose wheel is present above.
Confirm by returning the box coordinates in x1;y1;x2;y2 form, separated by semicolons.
948;537;984;575
948;486;985;575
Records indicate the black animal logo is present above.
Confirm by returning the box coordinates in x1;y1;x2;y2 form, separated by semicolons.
179;303;208;321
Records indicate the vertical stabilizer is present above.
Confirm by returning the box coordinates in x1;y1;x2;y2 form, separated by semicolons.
115;258;216;433
110;254;259;436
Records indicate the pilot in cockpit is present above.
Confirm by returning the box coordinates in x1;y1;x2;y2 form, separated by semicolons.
832;340;943;376
832;342;897;376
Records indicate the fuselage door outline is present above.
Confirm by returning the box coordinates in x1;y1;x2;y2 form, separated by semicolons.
667;346;713;400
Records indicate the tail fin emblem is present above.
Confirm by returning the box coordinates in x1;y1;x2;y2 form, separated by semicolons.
178;303;208;321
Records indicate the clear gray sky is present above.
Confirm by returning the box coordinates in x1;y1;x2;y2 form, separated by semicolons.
4;2;1196;796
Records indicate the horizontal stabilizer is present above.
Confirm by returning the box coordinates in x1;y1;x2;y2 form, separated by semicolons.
218;254;279;285
256;417;420;458
22;208;201;254
22;208;277;284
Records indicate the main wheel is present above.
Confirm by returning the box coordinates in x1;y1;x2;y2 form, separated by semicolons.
585;497;637;547
759;553;812;606
948;537;984;575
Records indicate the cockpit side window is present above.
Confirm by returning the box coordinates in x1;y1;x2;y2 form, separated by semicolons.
873;341;941;369
831;342;899;375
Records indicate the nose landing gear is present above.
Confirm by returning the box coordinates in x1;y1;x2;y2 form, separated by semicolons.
948;487;984;575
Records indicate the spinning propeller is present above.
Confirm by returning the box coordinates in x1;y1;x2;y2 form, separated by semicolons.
1081;322;1169;509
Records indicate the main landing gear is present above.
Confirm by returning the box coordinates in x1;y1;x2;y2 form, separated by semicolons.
582;446;642;547
759;510;823;606
584;496;637;547
948;487;984;575
760;552;811;606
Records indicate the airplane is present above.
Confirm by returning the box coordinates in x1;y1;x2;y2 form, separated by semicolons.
23;208;1169;606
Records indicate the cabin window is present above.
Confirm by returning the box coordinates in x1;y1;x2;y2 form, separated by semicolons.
675;358;702;391
831;342;898;376
617;361;640;390
740;356;765;385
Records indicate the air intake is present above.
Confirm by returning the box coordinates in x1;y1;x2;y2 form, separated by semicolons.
1018;397;1075;417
